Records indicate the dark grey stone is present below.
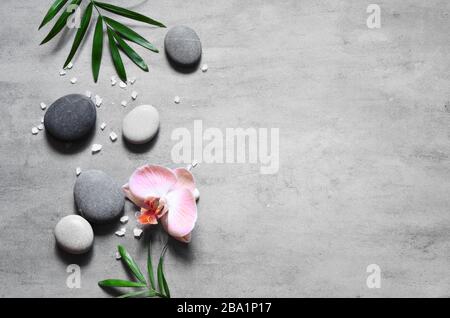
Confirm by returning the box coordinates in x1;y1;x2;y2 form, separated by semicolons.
74;170;124;224
165;25;202;66
44;94;96;141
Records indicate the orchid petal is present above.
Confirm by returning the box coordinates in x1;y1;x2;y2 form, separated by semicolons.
122;183;146;208
128;165;177;204
164;188;197;238
160;215;192;243
173;168;196;192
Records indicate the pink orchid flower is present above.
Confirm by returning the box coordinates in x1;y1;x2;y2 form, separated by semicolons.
122;165;198;243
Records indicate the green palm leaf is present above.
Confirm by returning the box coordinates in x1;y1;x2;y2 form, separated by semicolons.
39;0;69;30
117;245;145;284
104;17;158;53
111;31;148;72
92;16;104;82
117;290;155;298
94;1;165;28
63;2;93;68
40;0;82;45
157;244;170;298
98;279;147;288
147;241;156;290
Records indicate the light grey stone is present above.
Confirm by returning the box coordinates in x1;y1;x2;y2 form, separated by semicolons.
122;105;159;144
74;170;124;224
54;215;93;254
165;25;202;66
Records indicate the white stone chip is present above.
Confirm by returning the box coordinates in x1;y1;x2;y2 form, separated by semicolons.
115;228;126;237
59;70;66;76
193;188;200;201
76;167;82;176
131;91;138;100
111;76;117;86
174;96;181;104
115;252;121;260
37;124;44;130
86;91;92;98
119;81;127;89
120;216;129;224
129;77;136;84
66;62;73;69
121;100;127;107
40;117;44;124
133;228;143;239
40;102;47;110
100;122;107;130
109;131;118;142
94;95;103;107
70;77;77;84
201;64;208;72
91;143;102;153
31;127;39;135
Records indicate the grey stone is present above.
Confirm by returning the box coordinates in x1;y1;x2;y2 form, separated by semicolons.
54;215;94;254
164;25;202;66
74;170;124;224
122;105;159;144
44;94;96;141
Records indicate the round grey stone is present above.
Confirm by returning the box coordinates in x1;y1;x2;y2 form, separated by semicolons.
74;170;124;224
164;25;202;66
122;105;160;144
44;94;96;141
54;215;94;254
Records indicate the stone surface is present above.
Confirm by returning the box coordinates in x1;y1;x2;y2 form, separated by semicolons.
165;25;202;66
1;0;450;298
74;170;124;224
54;215;93;254
44;94;96;141
122;105;160;144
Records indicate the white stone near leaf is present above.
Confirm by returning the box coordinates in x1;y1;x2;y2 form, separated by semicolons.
115;252;121;260
115;228;126;237
100;122;106;130
31;127;39;135
131;91;138;100
94;95;102;107
129;77;136;84
133;228;143;239
119;81;127;89
38;124;44;130
201;64;208;72
174;96;181;104
70;77;77;84
121;100;127;107
111;76;117;86
40;102;47;110
66;62;73;69
109;131;118;142
120;216;129;224
91;143;102;153
59;70;66;76
76;167;82;176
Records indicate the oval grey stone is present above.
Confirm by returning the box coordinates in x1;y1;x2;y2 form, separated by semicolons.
54;215;94;254
122;105;160;144
74;170;124;224
44;94;96;141
165;25;202;66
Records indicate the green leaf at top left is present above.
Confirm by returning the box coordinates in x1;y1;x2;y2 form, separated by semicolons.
92;16;104;82
63;2;93;68
39;0;69;30
40;0;82;45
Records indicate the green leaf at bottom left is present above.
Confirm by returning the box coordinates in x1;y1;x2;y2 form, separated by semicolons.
98;279;147;288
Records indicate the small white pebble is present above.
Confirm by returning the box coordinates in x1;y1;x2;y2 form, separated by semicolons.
94;95;102;107
40;102;47;110
76;167;82;176
40;117;44;124
131;91;138;100
37;124;44;130
66;62;73;69
70;77;77;84
115;252;121;260
115;229;126;237
111;76;117;86
201;64;208;72
100;122;107;130
59;70;66;76
31;127;39;135
133;228;143;239
109;131;118;142
121;100;127;107
119;81;127;89
91;143;102;153
174;96;181;104
193;188;200;201
85;91;92;98
129;77;136;84
120;216;129;224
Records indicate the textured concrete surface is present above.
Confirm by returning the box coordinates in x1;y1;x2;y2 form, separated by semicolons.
0;0;449;297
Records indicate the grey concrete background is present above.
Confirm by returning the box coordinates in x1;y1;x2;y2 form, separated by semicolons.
0;0;449;297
